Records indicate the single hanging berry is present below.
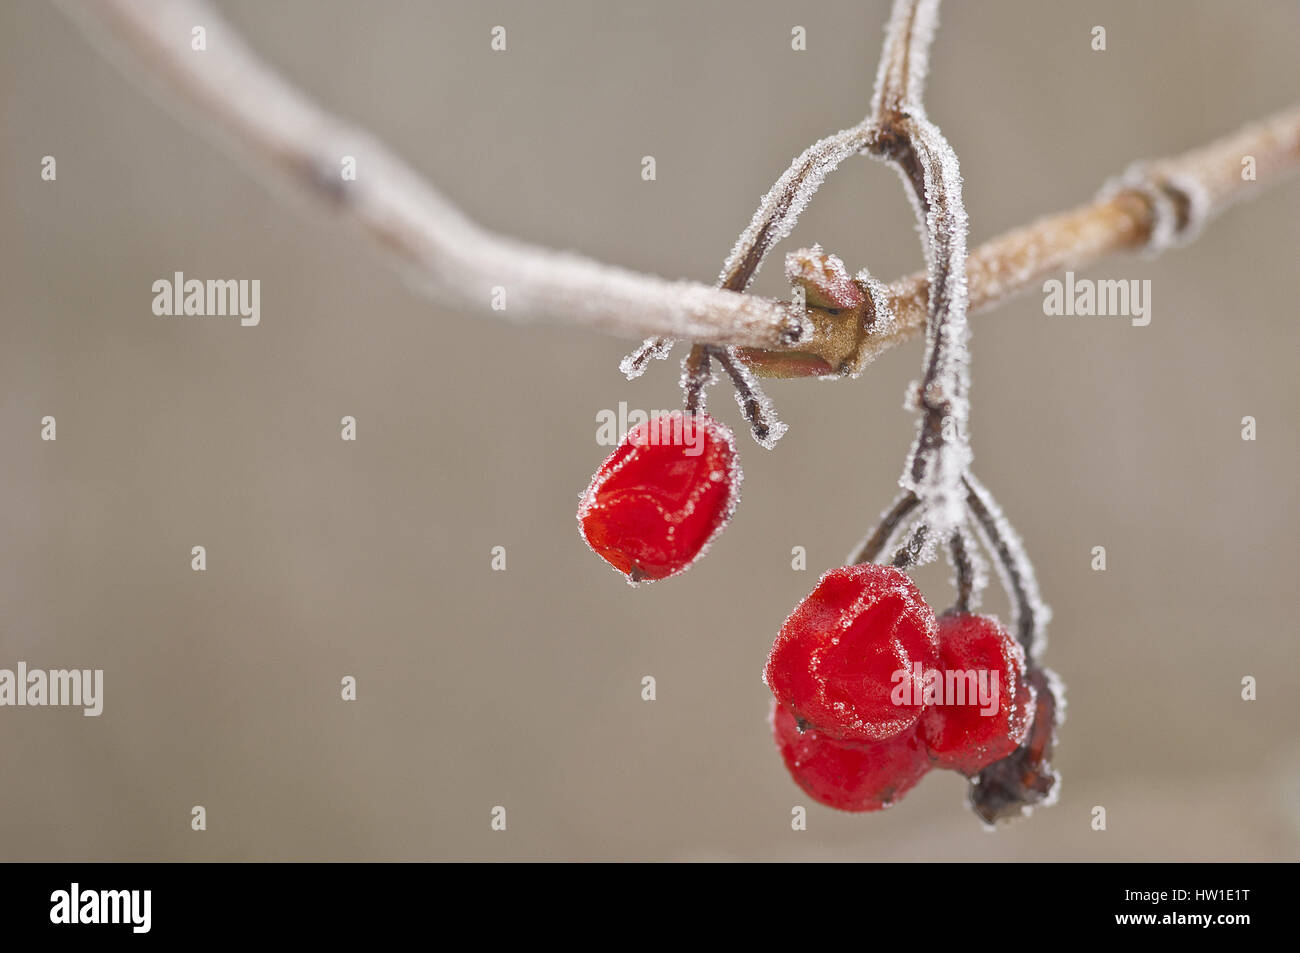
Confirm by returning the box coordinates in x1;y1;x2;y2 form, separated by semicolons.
770;701;931;812
919;612;1035;775
764;564;940;743
578;410;740;583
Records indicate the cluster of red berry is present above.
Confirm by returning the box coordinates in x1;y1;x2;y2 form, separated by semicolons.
578;411;1058;820
765;563;1034;811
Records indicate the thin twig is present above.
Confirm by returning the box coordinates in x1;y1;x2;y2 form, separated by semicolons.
717;128;879;293
60;0;815;350
871;0;936;119
625;114;882;371
866;0;971;539
626;89;886;436
948;528;977;614
747;103;1300;376
680;344;713;414
847;490;920;565
889;522;930;570
60;1;1300;376
714;348;786;447
963;473;1049;658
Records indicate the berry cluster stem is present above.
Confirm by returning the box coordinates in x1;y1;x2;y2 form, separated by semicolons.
848;490;920;566
866;0;973;545
963;473;1048;658
681;343;712;414
949;528;977;615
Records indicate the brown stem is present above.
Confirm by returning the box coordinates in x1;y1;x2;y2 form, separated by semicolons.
949;529;975;614
715;348;782;445
742;104;1300;378
681;344;713;414
889;522;930;570
848;491;920;565
64;2;1300;370
962;474;1047;658
865;1;972;536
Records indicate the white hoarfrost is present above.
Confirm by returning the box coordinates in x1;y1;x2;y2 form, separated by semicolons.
947;524;989;610
716;126;875;291
722;347;788;449
855;267;897;339
871;115;973;545
871;0;943;117
620;335;675;380
677;351;718;411
964;472;1051;660
1099;160;1213;256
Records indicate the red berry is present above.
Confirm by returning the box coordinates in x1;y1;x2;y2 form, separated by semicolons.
764;564;940;743
919;612;1033;775
771;701;931;812
578;411;740;583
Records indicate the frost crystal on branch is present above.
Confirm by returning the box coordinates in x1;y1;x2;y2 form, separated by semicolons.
717;128;875;292
623;111;880;441
839;1;1058;826
1099;161;1214;256
622;79;892;424
963;473;1051;658
855;267;896;338
947;525;987;612
896;122;973;538
847;490;921;566
871;0;942;118
679;345;716;414
717;348;787;448
621;335;675;380
866;0;974;549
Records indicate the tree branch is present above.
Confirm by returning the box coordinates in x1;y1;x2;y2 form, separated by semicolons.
60;0;813;350
864;0;971;539
743;102;1300;377
62;0;1300;377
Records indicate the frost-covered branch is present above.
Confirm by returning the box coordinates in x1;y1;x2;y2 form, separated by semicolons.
848;3;1063;829
865;0;971;541
627;101;887;444
622;102;882;376
870;0;938;117
743;101;1300;377
61;0;1300;378
61;0;814;350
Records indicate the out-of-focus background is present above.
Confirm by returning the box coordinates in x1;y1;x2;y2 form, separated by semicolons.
2;0;1297;861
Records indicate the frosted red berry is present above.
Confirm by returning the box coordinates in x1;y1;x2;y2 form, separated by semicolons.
764;564;940;743
771;701;931;812
578;411;739;583
919;612;1033;775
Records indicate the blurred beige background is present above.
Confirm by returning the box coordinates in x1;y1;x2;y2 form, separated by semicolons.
2;0;1297;861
